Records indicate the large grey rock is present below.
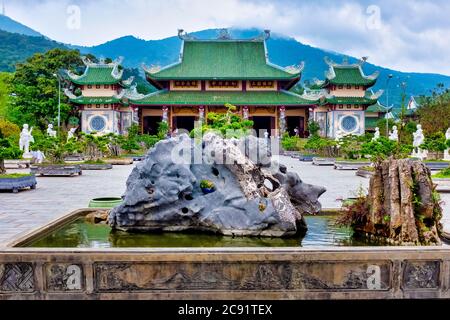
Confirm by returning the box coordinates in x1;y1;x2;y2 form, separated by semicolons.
109;134;326;237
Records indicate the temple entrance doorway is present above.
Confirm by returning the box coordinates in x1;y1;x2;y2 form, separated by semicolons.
286;116;305;137
251;116;274;137
143;116;161;135
173;116;196;134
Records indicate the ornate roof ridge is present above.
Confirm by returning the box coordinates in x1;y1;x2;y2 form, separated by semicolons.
177;28;271;42
67;56;125;83
324;56;379;82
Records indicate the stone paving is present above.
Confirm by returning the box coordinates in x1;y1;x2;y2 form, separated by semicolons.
0;156;449;247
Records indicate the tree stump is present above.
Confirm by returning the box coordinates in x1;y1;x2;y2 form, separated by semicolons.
356;158;442;245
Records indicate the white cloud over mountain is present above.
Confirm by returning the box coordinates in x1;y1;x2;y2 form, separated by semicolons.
4;0;450;75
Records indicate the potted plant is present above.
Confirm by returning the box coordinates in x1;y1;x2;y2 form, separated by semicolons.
0;137;37;192
200;180;216;194
30;135;83;176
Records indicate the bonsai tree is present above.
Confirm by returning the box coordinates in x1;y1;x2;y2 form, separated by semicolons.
0;137;22;174
361;136;412;162
79;133;109;162
33;135;82;164
420;132;448;159
191;103;253;138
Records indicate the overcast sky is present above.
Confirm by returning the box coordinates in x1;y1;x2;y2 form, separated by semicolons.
4;0;450;75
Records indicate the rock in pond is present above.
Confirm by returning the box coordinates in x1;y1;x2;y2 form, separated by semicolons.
109;133;326;237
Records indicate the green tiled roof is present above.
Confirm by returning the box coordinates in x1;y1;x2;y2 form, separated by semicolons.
130;90;316;106
70;96;122;105
327;66;377;86
69;66;122;85
326;96;378;105
365;117;381;129
147;40;301;80
366;101;388;113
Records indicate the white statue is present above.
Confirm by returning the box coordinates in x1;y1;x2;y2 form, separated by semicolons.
67;127;77;141
444;128;450;161
19;124;34;159
47;124;57;138
264;131;269;139
412;124;427;160
389;126;399;142
31;150;45;164
335;129;345;149
372;127;380;141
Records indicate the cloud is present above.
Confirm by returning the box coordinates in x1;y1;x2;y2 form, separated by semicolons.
4;0;450;75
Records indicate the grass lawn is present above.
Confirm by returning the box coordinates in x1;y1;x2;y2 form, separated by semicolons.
432;168;450;179
0;173;32;179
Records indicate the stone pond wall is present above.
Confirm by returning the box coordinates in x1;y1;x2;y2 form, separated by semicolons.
1;248;450;300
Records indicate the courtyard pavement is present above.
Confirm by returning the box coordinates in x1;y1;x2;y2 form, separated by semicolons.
0;156;449;247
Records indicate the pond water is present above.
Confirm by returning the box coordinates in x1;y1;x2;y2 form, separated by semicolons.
24;215;377;248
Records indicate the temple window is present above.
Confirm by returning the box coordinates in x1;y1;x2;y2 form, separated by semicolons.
338;85;343;89
87;85;92;89
209;80;239;88
249;80;274;89
355;85;360;89
347;85;351;89
104;85;109;89
96;105;100;108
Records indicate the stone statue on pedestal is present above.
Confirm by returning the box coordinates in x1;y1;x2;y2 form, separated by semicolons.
412;124;427;160
372;127;380;141
389;126;399;142
47;124;57;138
67;127;77;141
444;128;450;161
19;124;34;159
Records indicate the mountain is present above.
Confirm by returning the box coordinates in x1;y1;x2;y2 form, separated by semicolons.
78;28;450;107
0;14;42;37
0;29;66;71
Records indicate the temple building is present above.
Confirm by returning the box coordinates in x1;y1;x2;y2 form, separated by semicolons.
65;30;382;139
125;30;318;137
64;57;136;134
364;101;389;133
308;57;383;137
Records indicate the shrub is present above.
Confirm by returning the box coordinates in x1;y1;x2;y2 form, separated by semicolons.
421;132;448;153
304;135;338;157
281;135;300;151
361;136;412;161
0;137;22;173
0;119;20;138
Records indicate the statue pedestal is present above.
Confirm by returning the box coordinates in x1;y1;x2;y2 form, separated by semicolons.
22;152;33;160
444;150;450;161
412;149;428;160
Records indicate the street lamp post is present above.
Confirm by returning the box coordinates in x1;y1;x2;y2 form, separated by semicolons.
53;74;61;133
385;74;394;136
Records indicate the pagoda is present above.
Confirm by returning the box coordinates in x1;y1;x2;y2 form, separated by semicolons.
65;57;135;135
126;29;319;137
309;57;383;137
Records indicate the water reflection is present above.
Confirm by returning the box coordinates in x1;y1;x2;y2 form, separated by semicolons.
27;216;369;248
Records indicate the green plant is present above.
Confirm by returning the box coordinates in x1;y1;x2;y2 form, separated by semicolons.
200;180;215;189
304;135;338;157
78;133;109;161
157;121;169;140
307;120;321;137
281;135;301;151
0;137;22;174
433;167;450;178
201;103;253;138
361;136;412;161
420;132;448;154
0;173;32;179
